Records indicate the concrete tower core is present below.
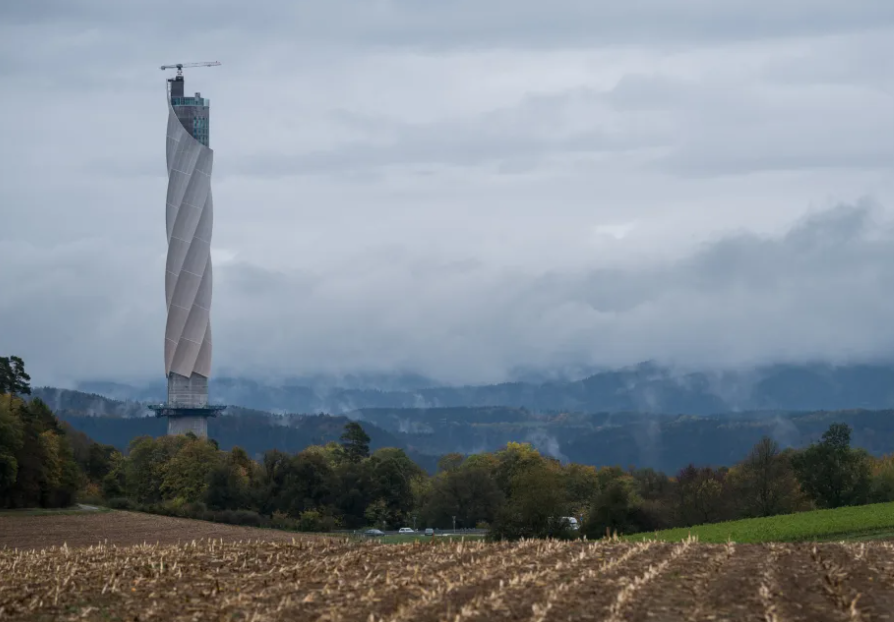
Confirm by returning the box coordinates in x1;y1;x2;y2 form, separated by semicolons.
149;73;225;436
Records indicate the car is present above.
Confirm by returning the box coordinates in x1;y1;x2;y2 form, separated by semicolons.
364;529;385;537
398;527;415;534
424;528;434;536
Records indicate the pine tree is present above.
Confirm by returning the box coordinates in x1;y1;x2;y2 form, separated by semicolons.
0;355;31;396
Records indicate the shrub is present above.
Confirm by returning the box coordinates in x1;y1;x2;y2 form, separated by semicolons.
182;501;207;517
230;510;264;527
78;482;103;506
105;497;136;511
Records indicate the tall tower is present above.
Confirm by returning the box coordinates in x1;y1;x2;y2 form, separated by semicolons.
149;65;225;436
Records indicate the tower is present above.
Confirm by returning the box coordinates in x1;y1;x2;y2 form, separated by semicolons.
149;63;225;436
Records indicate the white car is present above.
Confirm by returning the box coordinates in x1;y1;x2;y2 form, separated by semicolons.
398;527;415;534
560;517;580;531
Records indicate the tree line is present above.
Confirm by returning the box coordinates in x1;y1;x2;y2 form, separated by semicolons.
3;354;894;538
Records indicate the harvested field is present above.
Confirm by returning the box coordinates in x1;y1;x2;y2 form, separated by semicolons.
0;511;302;550
4;538;894;621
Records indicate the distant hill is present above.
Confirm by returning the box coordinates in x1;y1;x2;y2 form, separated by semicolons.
34;388;439;472
34;387;894;475
73;361;894;415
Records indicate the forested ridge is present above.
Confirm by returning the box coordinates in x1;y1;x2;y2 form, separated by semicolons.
41;384;894;473
75;361;894;415
6;355;894;540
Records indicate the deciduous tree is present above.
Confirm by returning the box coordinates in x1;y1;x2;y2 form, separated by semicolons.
793;423;871;508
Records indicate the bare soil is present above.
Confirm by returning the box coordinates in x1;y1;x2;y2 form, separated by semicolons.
0;510;303;550
3;515;894;621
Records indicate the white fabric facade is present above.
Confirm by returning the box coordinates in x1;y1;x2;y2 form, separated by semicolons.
164;91;214;392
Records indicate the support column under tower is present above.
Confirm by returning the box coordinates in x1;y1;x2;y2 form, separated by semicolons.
149;373;224;438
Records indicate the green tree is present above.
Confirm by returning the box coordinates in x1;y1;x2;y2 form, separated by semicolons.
368;448;423;527
333;460;373;528
340;422;370;464
582;476;644;538
437;453;464;473
733;436;806;517
493;442;545;497
489;462;569;540
564;463;600;513
101;451;127;499
364;497;390;528
869;454;894;503
0;395;25;499
124;436;187;504
0;398;81;508
423;465;503;529
0;355;31;396
283;449;337;515
674;465;731;526
792;423;872;509
205;462;250;510
161;438;221;502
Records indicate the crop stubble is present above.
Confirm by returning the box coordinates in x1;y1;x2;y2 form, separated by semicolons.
4;520;894;621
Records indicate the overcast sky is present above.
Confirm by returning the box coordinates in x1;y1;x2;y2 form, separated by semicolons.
1;0;894;387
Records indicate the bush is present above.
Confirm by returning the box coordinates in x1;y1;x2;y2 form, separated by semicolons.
271;510;291;528
182;501;207;517
207;509;265;527
161;497;187;516
77;482;103;506
105;497;136;511
232;510;264;527
297;510;324;532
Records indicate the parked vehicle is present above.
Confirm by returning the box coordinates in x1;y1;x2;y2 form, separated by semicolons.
424;528;434;536
560;517;580;531
364;529;385;537
398;527;415;534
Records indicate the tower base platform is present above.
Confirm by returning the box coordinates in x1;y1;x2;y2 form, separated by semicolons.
147;404;226;439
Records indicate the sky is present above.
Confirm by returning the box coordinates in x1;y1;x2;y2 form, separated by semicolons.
1;0;893;387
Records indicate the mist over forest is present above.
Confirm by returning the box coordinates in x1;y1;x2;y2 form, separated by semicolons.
37;359;894;474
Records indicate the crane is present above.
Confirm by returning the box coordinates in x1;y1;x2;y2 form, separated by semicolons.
160;61;221;77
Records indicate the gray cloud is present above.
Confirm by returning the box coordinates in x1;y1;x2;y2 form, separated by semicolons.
5;202;894;386
4;1;894;49
1;1;893;388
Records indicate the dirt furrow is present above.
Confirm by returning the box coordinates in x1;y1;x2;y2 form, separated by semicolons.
769;543;855;622
604;540;736;622
603;538;695;622
5;541;301;618
449;540;658;622
8;534;894;622
208;538;489;619
278;538;516;621
445;540;679;622
823;543;894;621
381;539;609;622
671;542;771;622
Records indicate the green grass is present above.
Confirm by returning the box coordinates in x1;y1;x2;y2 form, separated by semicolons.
626;501;894;544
